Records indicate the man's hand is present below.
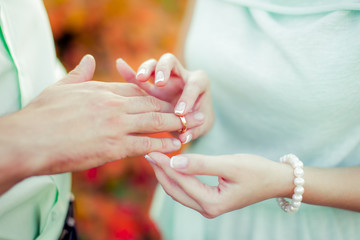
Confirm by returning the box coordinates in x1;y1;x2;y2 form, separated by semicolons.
0;55;204;194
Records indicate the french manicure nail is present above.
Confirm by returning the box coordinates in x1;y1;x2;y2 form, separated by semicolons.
155;71;165;84
194;112;205;121
183;134;192;144
144;154;156;164
136;68;146;78
80;54;93;66
116;58;123;65
170;156;188;169
175;102;186;115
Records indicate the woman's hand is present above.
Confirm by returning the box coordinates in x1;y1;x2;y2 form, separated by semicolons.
116;53;215;144
0;55;206;194
145;152;294;218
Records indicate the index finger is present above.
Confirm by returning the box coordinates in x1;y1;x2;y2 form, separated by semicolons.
174;70;210;116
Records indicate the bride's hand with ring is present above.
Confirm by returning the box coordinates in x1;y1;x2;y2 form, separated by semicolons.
116;53;215;144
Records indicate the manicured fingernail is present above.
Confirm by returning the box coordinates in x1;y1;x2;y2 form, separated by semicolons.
136;68;146;78
80;54;93;66
155;71;164;84
170;156;188;169
116;58;123;65
194;112;204;121
183;134;192;144
173;139;181;148
175;102;186;115
144;154;156;164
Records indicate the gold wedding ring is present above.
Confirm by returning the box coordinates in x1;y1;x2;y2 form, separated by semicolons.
178;116;187;134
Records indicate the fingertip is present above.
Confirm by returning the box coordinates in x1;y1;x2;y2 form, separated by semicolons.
79;54;96;70
136;68;147;81
144;154;156;165
174;101;187;116
170;155;189;170
116;58;132;71
179;132;192;144
81;54;95;65
115;57;123;65
115;58;126;71
148;152;171;166
155;71;167;86
173;138;182;149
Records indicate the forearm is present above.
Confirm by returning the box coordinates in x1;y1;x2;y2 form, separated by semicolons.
302;166;360;212
274;161;360;212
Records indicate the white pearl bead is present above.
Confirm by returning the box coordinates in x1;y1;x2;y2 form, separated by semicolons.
289;205;298;213
294;167;304;177
285;205;291;212
277;154;304;213
292;201;301;208
294;161;304;168
292;193;303;202
289;158;297;167
294;186;304;195
294;177;305;186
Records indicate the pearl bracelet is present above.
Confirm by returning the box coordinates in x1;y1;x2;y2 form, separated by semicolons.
276;154;305;213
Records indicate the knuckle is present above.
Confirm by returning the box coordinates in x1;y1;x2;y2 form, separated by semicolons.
160;138;168;151
150;112;165;131
140;137;153;153
86;81;106;90
147;96;162;112
101;138;120;160
128;137;153;155
92;93;123;110
195;70;208;78
192;70;210;85
125;83;144;95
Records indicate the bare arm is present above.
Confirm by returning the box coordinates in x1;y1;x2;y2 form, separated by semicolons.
145;152;360;218
303;166;360;211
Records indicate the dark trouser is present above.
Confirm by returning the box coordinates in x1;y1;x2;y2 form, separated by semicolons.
59;194;78;240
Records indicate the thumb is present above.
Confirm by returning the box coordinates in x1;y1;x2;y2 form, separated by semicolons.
59;54;96;84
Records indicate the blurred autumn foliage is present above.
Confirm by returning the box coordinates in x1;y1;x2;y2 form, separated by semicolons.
43;0;187;239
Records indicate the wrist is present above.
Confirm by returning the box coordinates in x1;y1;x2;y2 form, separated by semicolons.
270;161;294;199
0;117;29;194
0;112;41;183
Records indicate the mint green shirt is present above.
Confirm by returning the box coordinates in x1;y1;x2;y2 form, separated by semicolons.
0;1;71;239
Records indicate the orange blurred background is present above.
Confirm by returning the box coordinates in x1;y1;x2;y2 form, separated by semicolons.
43;1;187;239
